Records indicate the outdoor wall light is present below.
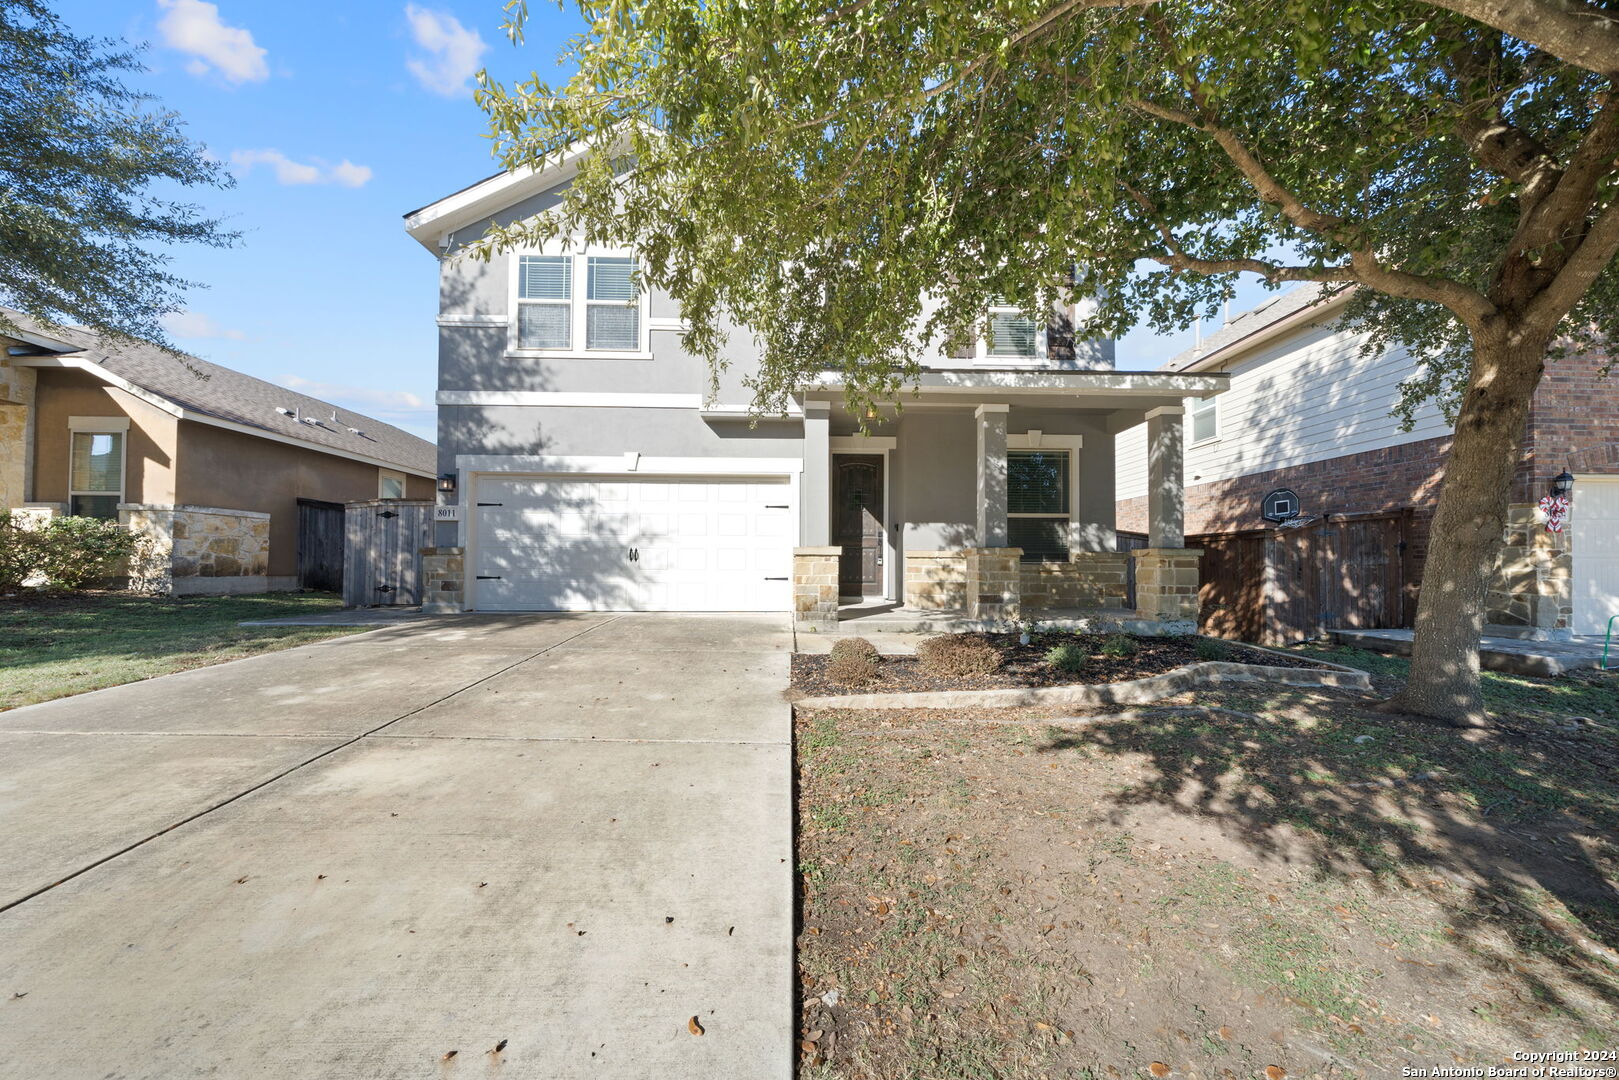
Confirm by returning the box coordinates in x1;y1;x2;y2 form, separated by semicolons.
1550;470;1575;498
437;472;458;494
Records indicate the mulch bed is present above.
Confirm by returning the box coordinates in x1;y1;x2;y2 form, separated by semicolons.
791;631;1332;696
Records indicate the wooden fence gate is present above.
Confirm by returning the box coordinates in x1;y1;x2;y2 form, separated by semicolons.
342;500;433;607
296;499;345;592
1191;511;1415;645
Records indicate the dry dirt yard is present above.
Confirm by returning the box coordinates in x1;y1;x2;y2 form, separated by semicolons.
793;656;1619;1080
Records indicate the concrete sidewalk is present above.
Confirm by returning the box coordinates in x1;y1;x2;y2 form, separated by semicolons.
0;614;793;1080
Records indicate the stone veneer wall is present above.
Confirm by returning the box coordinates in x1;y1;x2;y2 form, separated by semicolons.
965;547;1021;621
1486;502;1573;635
904;550;968;611
420;547;465;613
1020;553;1131;612
1133;548;1203;625
793;546;841;629
120;503;271;595
0;357;36;510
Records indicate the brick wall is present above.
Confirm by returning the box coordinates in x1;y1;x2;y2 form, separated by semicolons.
1519;348;1619;497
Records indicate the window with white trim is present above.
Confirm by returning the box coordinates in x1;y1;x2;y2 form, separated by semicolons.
517;255;572;349
378;469;407;499
1189;394;1218;444
513;253;643;354
69;430;125;519
1007;450;1070;561
985;299;1040;359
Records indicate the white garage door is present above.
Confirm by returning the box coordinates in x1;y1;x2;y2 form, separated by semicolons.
471;474;794;612
1572;477;1619;634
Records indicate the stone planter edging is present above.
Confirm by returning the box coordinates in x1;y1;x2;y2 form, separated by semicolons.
793;659;1371;711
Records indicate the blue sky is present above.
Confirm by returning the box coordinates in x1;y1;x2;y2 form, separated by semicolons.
58;0;1280;439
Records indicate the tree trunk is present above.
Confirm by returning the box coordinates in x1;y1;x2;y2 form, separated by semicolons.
1386;324;1550;725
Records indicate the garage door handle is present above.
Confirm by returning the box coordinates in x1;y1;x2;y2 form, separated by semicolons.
477;502;503;507
476;575;502;580
764;576;788;581
765;504;789;509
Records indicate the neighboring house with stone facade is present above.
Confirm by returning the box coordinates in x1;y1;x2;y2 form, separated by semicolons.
1;311;436;594
1116;284;1619;639
406;150;1225;627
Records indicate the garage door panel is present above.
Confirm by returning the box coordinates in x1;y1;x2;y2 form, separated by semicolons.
1572;479;1619;634
473;475;793;612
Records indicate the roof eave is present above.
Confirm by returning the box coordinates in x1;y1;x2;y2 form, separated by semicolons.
1165;286;1356;374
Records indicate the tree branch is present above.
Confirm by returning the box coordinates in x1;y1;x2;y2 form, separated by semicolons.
1523;195;1619;328
1419;0;1619;76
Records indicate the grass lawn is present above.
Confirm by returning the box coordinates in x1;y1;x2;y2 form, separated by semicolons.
794;654;1619;1079
0;591;364;711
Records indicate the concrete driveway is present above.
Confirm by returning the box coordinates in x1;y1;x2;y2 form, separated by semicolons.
0;614;793;1080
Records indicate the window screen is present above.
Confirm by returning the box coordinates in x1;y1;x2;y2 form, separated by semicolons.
1190;395;1218;443
69;431;124;520
586;256;640;350
517;255;572;349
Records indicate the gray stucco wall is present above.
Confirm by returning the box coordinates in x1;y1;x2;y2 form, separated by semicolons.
892;408;1116;555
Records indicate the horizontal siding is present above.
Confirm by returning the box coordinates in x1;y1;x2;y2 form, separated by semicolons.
1116;321;1451;501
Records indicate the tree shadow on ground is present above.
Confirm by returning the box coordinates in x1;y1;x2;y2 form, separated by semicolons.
1037;686;1619;1037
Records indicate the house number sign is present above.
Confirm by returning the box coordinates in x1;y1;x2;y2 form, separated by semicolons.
433;505;462;522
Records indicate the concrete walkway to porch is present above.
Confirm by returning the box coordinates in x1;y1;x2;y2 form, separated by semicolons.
1331;627;1615;677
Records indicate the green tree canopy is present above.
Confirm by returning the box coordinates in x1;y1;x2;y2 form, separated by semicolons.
475;0;1619;723
0;0;234;347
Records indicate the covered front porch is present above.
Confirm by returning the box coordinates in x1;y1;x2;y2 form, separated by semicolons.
790;370;1227;632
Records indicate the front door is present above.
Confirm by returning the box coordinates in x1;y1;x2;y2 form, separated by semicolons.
834;455;884;597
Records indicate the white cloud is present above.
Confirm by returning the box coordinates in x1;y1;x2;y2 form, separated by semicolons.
229;149;373;187
404;5;487;97
162;310;246;341
156;0;268;84
278;375;426;413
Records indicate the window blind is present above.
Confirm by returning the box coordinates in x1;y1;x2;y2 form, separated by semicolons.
519;304;570;349
587;305;640;350
519;256;571;299
588;257;638;301
1007;451;1068;514
987;311;1038;357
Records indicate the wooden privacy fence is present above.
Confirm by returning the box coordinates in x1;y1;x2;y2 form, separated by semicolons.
342;500;433;607
1191;510;1416;646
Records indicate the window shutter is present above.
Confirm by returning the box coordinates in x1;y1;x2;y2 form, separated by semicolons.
1047;305;1075;366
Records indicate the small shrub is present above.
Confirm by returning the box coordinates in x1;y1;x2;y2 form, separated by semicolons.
1194;636;1232;661
916;633;1002;678
1045;643;1088;675
34;516;139;591
0;511;43;593
1100;633;1139;658
826;636;881;686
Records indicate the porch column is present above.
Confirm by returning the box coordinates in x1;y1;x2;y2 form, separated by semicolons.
974;403;1009;547
1134;404;1201;628
1145;405;1185;548
801;399;832;545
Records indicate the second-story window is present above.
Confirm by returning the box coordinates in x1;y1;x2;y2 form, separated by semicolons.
1189;394;1218;444
517;255;572;349
586;256;640;350
514;253;644;354
986;299;1039;359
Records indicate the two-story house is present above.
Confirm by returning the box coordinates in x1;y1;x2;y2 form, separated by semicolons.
404;150;1227;627
1116;283;1619;639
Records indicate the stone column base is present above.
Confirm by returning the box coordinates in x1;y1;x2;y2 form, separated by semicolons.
1486;503;1572;635
420;546;465;613
965;547;1022;622
794;546;841;630
1133;547;1203;627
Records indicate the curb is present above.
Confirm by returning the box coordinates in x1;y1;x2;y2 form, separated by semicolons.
792;659;1372;711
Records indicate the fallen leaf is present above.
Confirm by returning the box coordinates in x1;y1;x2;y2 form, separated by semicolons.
490;1039;508;1054
1149;1062;1172;1078
805;1029;823;1042
1218;1026;1233;1040
441;1050;458;1062
1264;1067;1287;1080
688;1016;705;1036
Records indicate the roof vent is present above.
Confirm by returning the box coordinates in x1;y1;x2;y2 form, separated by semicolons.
275;406;295;417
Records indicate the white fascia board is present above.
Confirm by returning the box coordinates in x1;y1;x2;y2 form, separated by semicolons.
438;390;704;408
19;355;435;479
403;136;632;253
457;454;802;476
809;369;1230;397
